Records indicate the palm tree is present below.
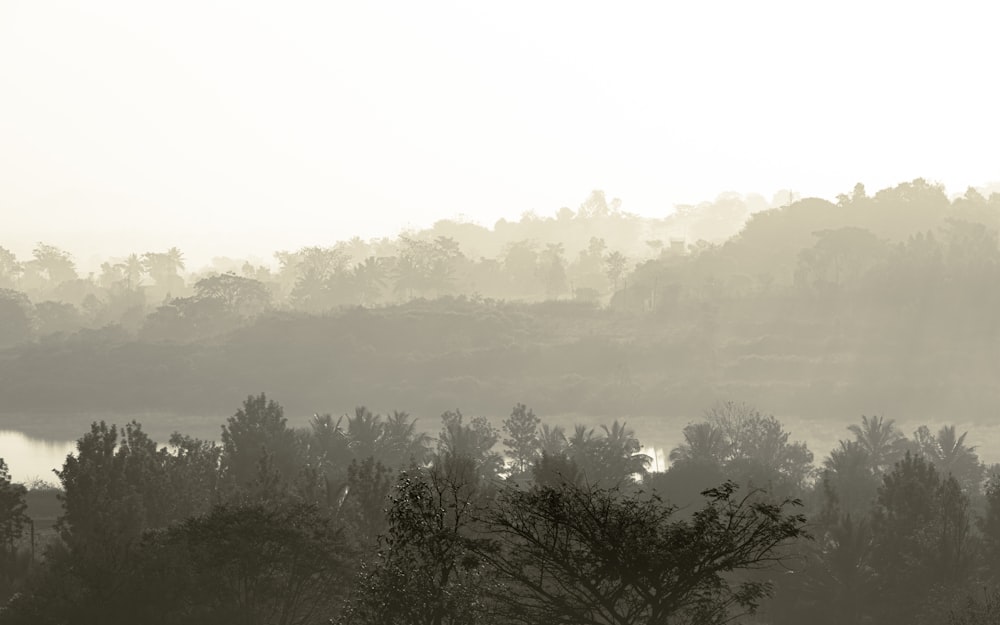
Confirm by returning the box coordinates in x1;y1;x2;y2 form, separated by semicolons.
604;251;628;292
353;256;386;305
347;406;385;462
118;253;144;291
538;424;567;457
823;440;878;520
848;415;904;475
304;413;351;495
382;410;431;466
669;422;730;466
598;420;651;483
567;425;596;458
436;410;503;480
824;440;871;474
165;246;185;272
915;425;983;491
808;513;876;624
309;414;348;460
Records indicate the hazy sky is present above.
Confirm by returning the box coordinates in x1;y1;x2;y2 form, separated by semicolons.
2;1;997;268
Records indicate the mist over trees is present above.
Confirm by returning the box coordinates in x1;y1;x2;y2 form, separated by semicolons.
2;180;1000;424
4;179;1000;622
0;187;779;345
4;394;1000;623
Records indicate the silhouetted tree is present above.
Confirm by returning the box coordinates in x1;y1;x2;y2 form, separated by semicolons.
871;452;974;623
0;289;32;348
140;502;350;625
848;414;905;476
604;250;628;292
219;394;300;497
381;411;432;467
689;402;814;494
142;247;185;294
288;246;349;311
537;423;567;456
502;403;540;476
669;421;729;466
821;440;878;521
341;457;394;548
341;466;497;625
436;410;503;482
193;272;271;318
481;480;807;625
165;432;222;519
352;256;387;305
27;243;77;287
0;459;28;558
0;247;21;289
53;421;180;621
911;424;983;493
540;242;568;298
115;252;144;291
595;420;651;485
980;474;1000;582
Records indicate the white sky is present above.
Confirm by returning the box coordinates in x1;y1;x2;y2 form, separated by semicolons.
1;1;998;269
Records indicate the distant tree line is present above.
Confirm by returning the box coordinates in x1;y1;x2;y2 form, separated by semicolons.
0;186;841;346
3;179;1000;424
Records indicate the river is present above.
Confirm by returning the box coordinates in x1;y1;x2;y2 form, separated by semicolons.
0;431;76;485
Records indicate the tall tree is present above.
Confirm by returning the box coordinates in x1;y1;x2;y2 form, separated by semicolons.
482;480;807;625
118;253;145;290
193;272;272;318
871;452;973;623
537;423;567;457
436;410;503;482
692;401;815;494
540;243;568;298
139;502;350;625
980;474;1000;582
53;421;180;621
142;247;185;294
341;466;497;625
669;421;730;466
911;424;983;492
847;415;904;475
219;394;300;497
820;440;878;521
0;289;33;348
380;411;431;467
0;459;28;558
604;250;628;292
0;247;21;289
28;243;77;286
502;403;540;476
352;256;386;305
595;420;651;485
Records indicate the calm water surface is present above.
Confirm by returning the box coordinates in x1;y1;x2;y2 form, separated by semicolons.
0;431;75;484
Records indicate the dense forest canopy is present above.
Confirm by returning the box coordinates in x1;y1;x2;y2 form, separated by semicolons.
3;178;1000;623
1;394;999;624
2;179;1000;450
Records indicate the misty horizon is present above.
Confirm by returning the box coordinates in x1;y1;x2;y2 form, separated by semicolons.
6;179;1000;274
3;2;1000;623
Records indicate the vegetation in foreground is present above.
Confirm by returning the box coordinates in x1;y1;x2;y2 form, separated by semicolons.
2;395;1000;624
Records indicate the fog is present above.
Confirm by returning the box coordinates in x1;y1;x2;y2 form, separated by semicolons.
3;2;998;269
2;2;1000;624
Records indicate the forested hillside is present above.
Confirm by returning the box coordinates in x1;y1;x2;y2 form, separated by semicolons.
4;179;1000;623
2;180;999;438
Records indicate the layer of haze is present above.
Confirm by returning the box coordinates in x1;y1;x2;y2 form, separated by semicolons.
2;1;997;269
